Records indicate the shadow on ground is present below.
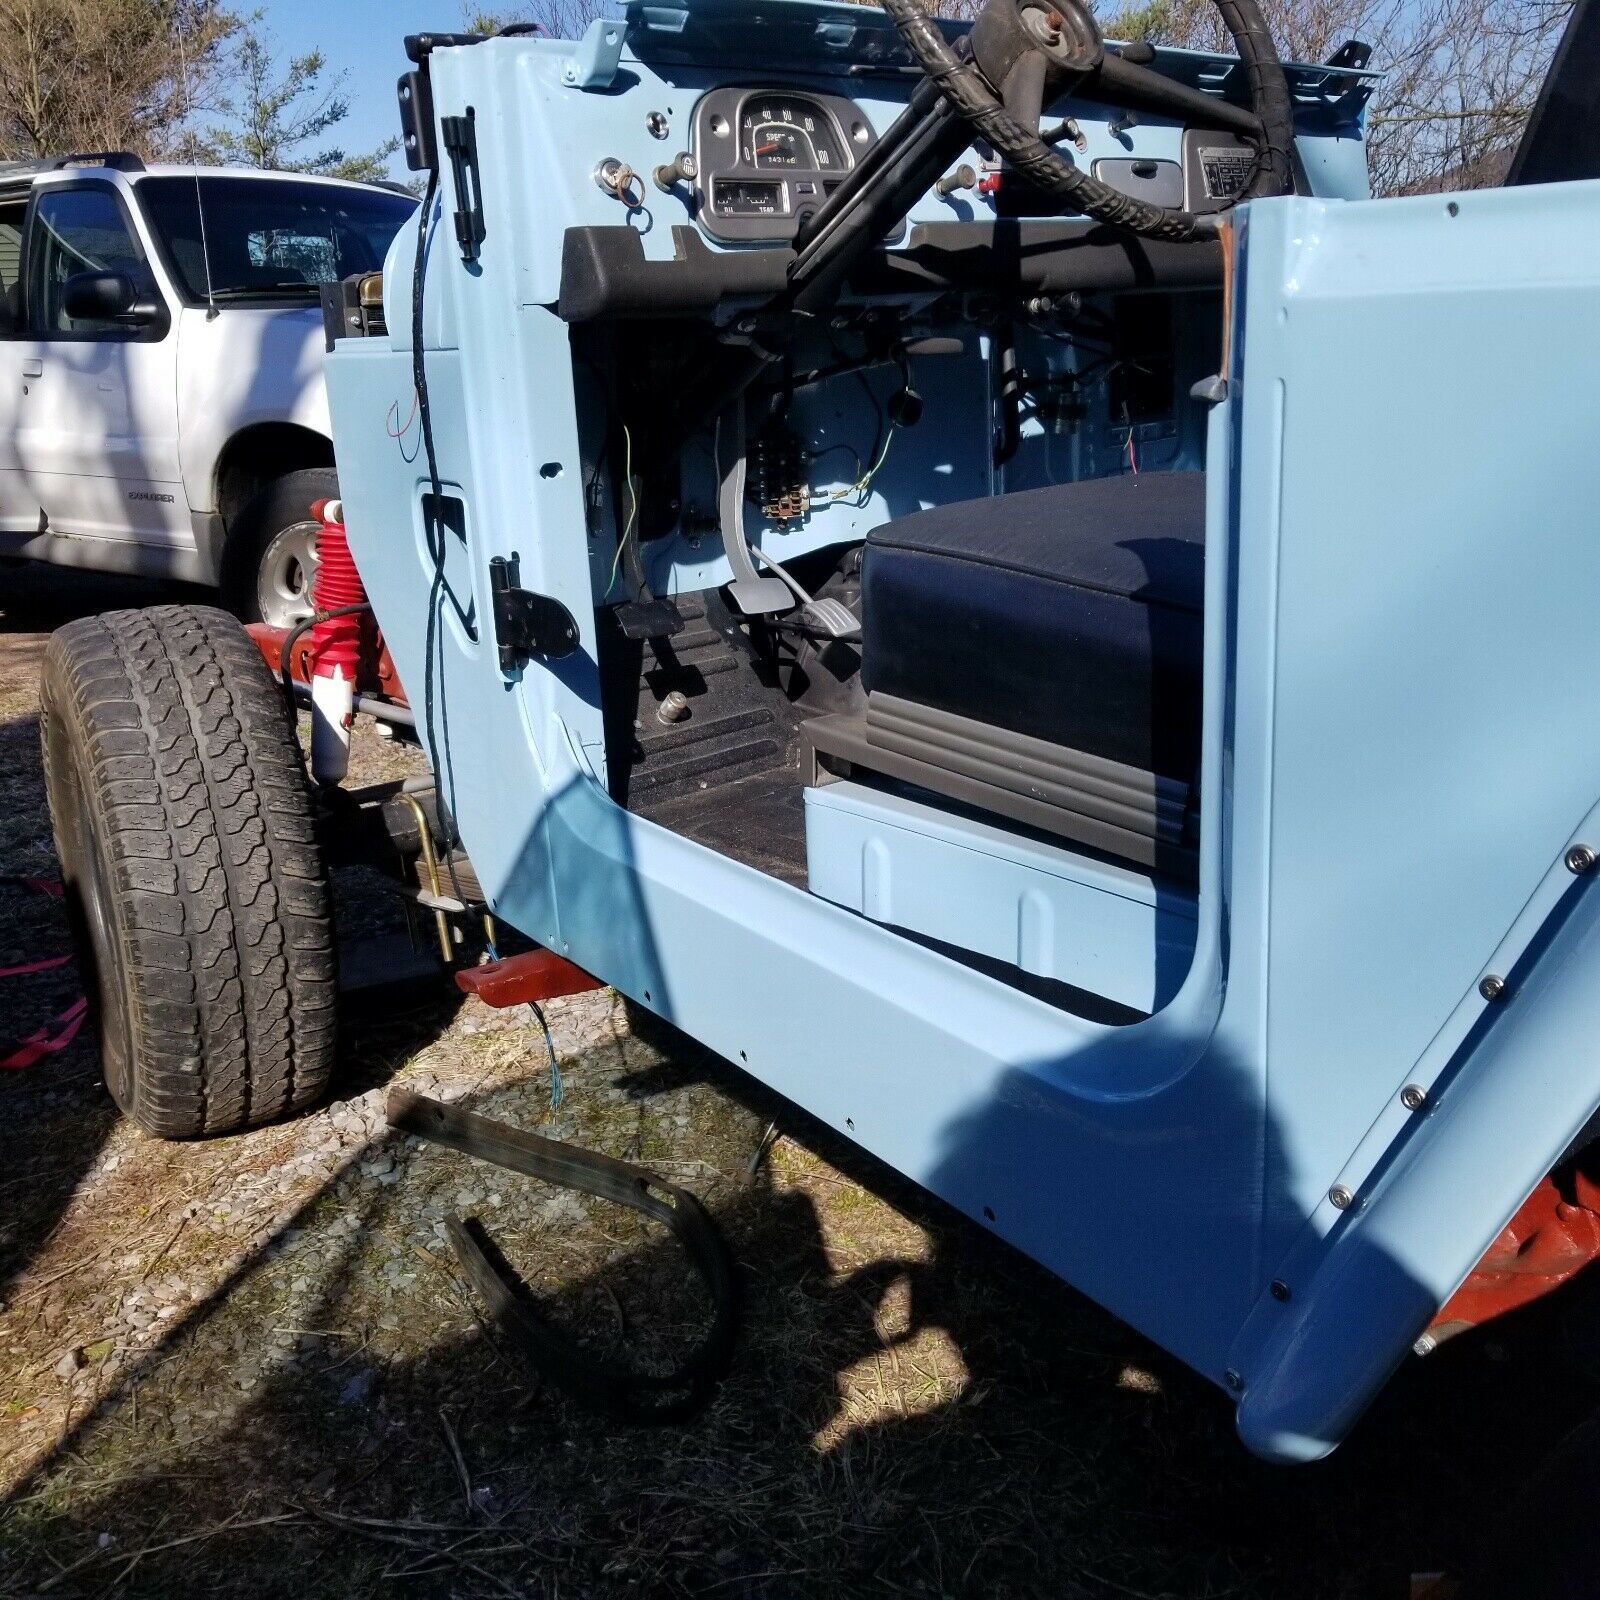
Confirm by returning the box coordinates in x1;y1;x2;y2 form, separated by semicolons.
4;1010;1599;1600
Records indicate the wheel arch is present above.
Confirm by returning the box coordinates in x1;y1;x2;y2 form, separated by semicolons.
213;422;336;537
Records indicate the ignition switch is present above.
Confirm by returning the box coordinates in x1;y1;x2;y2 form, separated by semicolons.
595;157;646;207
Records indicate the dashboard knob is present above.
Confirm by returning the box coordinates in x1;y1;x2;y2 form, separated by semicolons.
936;164;978;198
653;150;700;193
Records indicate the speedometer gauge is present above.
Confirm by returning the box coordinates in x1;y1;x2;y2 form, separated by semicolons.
742;96;847;173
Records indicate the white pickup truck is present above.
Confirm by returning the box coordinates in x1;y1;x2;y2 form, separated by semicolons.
0;156;415;625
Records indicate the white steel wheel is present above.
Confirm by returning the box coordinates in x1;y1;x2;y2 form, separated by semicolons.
256;518;321;629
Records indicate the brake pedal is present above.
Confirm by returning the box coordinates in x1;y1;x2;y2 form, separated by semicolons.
719;401;797;617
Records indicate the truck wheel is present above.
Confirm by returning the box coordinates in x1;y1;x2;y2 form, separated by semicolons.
224;467;337;628
41;605;338;1139
1465;1409;1600;1599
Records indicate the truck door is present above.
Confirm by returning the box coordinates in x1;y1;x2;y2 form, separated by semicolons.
10;182;185;547
0;190;33;538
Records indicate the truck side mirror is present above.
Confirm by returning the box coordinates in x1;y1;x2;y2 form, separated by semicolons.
61;269;160;327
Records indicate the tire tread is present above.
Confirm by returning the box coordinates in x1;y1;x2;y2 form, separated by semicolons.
41;605;336;1139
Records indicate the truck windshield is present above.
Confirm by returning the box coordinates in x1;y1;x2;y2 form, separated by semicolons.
137;175;416;304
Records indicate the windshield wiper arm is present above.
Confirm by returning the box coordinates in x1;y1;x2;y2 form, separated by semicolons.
206;283;321;301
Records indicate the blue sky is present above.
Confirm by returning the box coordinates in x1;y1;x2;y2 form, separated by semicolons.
252;0;500;181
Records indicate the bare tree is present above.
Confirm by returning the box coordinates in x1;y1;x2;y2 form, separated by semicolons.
1101;0;1571;192
463;1;614;38
0;0;237;161
0;0;236;161
197;24;400;181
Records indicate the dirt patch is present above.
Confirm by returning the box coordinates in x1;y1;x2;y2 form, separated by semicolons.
1;566;1598;1599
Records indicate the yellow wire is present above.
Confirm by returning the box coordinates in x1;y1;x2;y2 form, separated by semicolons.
831;425;897;503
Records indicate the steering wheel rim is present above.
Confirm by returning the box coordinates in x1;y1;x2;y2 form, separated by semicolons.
880;0;1295;243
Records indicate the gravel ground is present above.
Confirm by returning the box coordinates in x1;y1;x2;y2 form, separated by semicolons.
1;564;1599;1599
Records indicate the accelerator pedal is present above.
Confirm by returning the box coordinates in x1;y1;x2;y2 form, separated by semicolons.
798;597;862;641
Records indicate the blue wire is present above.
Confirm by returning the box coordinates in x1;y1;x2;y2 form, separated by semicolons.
530;1001;563;1109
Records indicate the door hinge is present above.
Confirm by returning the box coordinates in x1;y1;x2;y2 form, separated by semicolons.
489;557;581;672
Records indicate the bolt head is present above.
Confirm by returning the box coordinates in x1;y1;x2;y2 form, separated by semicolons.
1480;975;1507;1003
1567;844;1596;875
1329;1185;1354;1211
1224;1368;1244;1392
1270;1280;1291;1303
1401;1084;1427;1112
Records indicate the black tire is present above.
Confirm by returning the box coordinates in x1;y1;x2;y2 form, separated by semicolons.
222;466;337;627
1465;1410;1600;1599
41;605;338;1139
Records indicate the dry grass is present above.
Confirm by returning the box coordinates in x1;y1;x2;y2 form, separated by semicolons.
1;565;1598;1599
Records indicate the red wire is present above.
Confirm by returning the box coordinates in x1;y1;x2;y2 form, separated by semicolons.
387;388;421;440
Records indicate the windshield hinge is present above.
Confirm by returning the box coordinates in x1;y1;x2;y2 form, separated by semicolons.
441;110;486;262
489;558;582;672
564;17;627;89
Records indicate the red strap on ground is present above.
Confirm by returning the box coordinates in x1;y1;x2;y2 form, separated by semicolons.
0;876;84;1072
0;997;87;1071
0;876;63;898
0;954;72;980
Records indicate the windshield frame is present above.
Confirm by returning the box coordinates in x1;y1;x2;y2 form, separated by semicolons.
134;173;416;310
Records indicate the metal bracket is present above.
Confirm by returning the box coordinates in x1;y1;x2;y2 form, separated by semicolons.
564;17;627;89
399;31;488;172
488;557;581;672
397;70;437;171
1324;38;1373;69
442;111;486;261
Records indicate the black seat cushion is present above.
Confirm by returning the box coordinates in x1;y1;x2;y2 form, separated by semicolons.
861;472;1205;780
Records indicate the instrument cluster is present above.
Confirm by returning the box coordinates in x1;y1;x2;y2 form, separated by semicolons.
692;86;876;243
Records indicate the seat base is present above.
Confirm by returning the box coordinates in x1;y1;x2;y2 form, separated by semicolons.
805;693;1198;881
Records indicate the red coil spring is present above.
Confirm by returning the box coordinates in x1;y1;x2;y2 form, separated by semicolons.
309;498;367;680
